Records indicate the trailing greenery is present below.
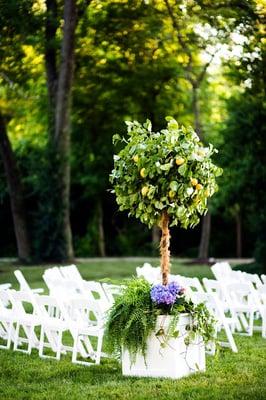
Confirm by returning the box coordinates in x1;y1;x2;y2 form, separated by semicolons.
110;118;222;229
105;277;216;361
105;278;156;359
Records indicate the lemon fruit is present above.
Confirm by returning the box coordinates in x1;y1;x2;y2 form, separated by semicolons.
141;186;149;197
175;157;185;166
168;190;176;199
190;178;198;186
140;168;146;178
196;183;203;190
133;155;139;163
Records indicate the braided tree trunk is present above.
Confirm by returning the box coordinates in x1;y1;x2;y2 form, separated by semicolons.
160;211;170;285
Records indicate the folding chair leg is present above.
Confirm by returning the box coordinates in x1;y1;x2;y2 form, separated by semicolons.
7;322;13;349
72;333;78;364
262;317;266;338
239;313;249;331
247;312;254;337
27;324;34;354
39;325;45;357
223;322;238;353
13;322;20;351
204;324;217;356
56;330;62;360
95;332;104;364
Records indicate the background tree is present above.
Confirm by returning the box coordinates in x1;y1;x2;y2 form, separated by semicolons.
0;0;40;261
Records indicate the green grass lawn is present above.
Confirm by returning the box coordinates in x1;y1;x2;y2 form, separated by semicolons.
0;259;265;400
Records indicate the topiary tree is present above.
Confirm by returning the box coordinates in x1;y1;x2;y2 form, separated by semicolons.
110;118;222;285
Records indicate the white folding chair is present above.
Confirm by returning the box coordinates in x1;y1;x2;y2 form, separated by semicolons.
223;282;257;336
34;294;70;360
202;278;227;302
191;292;238;353
69;298;104;366
43;267;81;299
261;275;266;285
8;290;40;354
203;277;241;332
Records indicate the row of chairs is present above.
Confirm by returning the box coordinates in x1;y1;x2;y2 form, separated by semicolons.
137;262;266;354
0;265;122;366
1;262;265;365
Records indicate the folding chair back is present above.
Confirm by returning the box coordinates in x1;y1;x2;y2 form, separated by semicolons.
14;270;43;294
241;272;263;289
136;263;161;283
102;283;123;304
59;264;81;281
211;262;232;280
178;276;204;293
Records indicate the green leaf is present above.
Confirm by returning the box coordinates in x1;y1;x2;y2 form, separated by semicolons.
172;330;179;338
112;134;121;144
178;163;187;176
170;181;178;191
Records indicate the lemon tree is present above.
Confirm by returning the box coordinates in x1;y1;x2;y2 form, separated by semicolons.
110;118;222;284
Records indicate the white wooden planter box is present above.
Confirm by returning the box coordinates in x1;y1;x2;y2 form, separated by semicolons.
122;314;205;379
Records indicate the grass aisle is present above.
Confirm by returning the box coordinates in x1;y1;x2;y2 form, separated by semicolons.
0;260;265;400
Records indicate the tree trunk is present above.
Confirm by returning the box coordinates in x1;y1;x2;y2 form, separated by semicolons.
0;112;31;262
45;0;59;134
160;211;170;285
236;211;242;258
97;202;106;257
198;212;211;260
54;0;78;261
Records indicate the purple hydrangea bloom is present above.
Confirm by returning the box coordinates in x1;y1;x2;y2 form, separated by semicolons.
150;282;184;305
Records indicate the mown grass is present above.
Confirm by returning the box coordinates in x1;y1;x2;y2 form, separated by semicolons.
0;259;265;400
